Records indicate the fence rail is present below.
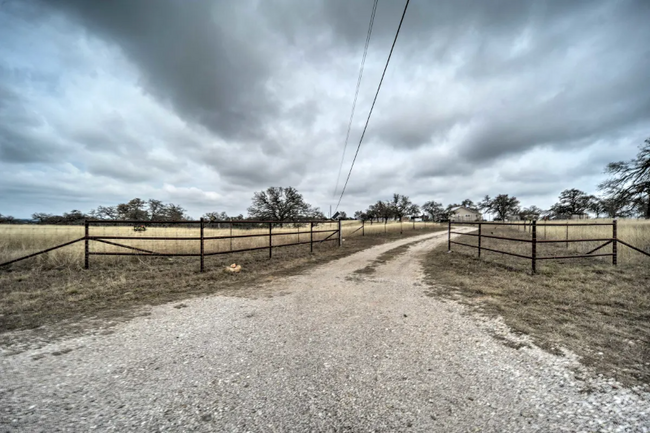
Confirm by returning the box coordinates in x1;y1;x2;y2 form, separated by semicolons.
448;220;648;274
84;219;343;271
1;218;441;272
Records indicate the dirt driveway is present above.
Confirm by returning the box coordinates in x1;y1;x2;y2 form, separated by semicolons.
2;229;649;432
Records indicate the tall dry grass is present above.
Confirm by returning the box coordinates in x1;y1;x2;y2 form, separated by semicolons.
464;218;650;265
534;218;650;264
0;220;440;269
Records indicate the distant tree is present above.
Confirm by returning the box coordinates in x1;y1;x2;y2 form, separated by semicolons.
370;201;394;223
354;210;367;220
479;194;520;220
0;213;16;224
62;210;87;225
549;189;591;218
247;187;314;220
421;201;445;222
203;211;230;222
32;213;53;224
518;206;543;221
407;204;420;219
587;196;604;218
460;199;478;211
601;193;635;218
337;211;348;220
117;198;148;220
147;199;167;220
304;206;326;220
599;138;650;219
163;203;187;221
89;205;118;220
389;194;413;220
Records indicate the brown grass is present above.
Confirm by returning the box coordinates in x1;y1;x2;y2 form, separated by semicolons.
0;220;438;268
0;227;445;339
424;226;650;388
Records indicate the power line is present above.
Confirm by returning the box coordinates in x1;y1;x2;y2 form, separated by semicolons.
333;0;379;198
335;0;410;212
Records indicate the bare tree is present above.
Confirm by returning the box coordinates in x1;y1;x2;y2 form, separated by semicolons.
599;137;650;218
0;213;16;224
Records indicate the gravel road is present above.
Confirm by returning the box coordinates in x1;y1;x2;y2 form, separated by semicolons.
2;229;649;432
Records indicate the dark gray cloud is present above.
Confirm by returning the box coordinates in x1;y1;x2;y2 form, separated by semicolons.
1;0;649;218
44;0;279;141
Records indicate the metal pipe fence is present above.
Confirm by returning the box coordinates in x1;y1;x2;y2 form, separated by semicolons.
1;218;442;272
447;220;649;274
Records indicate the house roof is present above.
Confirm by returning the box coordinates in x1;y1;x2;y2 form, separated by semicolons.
450;206;481;213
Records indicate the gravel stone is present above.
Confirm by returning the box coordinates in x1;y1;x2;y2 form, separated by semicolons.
1;230;649;432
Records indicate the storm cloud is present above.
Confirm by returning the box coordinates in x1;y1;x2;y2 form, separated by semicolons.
1;0;649;218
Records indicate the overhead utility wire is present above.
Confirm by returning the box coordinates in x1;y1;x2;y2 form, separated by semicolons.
335;0;410;212
332;0;379;198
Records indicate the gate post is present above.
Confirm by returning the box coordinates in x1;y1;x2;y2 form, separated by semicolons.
200;218;205;272
532;220;537;274
84;219;89;270
478;222;482;258
338;219;342;247
447;220;451;252
269;222;272;258
362;220;365;236
612;219;617;266
310;222;314;253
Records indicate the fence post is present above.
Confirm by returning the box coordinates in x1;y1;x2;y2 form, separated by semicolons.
338;219;342;247
400;220;403;235
447;220;451;252
612;219;617;266
269;222;272;258
532;220;537;274
413;219;415;230
362;220;365;236
84;219;89;270
478;222;482;258
230;222;233;252
200;218;205;273
310;222;314;253
384;221;387;234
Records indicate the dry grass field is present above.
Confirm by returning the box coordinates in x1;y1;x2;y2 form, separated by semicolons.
533;218;650;264
426;219;650;387
0;220;436;269
0;222;444;335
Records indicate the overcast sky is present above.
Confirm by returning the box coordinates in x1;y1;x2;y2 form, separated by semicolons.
1;0;649;219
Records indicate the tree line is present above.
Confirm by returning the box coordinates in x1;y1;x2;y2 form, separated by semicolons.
1;138;648;224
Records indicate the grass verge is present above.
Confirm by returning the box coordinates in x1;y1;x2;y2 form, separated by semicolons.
0;228;444;338
423;227;650;388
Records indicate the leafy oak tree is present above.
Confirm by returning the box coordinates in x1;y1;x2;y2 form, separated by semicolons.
247;187;322;220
